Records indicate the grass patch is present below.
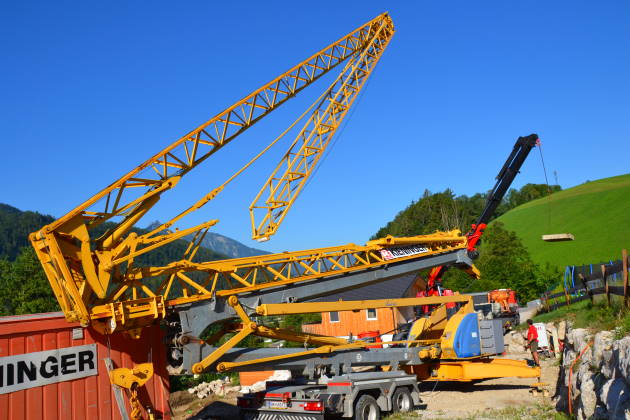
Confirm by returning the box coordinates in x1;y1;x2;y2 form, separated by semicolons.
494;173;630;269
449;403;571;420
526;299;630;338
384;403;570;419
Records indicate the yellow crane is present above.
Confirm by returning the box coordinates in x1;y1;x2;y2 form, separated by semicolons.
29;12;478;342
29;13;542;419
29;12;408;333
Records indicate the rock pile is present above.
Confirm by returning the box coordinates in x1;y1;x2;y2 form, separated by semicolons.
186;370;293;400
187;377;241;399
555;327;630;419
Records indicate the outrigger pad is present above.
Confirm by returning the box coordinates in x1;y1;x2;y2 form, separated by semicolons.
542;233;575;242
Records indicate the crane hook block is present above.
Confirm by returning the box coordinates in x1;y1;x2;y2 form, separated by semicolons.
109;363;154;390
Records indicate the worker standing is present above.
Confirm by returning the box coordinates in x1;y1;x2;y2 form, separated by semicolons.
526;319;540;366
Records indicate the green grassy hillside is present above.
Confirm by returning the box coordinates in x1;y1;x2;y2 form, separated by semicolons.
494;173;630;268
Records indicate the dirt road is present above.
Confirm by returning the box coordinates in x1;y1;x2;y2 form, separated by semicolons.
173;352;559;419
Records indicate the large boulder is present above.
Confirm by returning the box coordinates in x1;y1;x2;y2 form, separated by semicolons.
614;336;630;385
577;373;597;419
566;328;593;365
558;320;567;341
591;330;615;376
504;330;526;353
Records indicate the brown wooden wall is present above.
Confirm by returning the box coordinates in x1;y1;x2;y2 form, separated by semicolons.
302;308;398;337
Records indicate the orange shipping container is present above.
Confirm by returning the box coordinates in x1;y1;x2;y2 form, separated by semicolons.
0;312;170;420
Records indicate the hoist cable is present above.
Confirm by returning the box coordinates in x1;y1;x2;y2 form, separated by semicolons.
303;56;373;192
151;68;349;240
538;142;552;232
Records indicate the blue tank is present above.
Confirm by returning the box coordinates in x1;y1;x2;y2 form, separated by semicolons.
453;312;481;358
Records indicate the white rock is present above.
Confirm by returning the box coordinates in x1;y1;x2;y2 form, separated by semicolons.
567;329;593;365
269;370;291;381
558;320;567;341
592;330;614;370
615;336;630;384
579;374;597;419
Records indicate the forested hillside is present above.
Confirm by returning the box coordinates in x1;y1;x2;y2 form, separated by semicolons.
372;183;560;239
0;203;227;315
372;184;562;301
0;203;55;260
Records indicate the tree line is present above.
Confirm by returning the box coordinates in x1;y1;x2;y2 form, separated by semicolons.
0;203;226;316
371;184;562;302
0;182;560;317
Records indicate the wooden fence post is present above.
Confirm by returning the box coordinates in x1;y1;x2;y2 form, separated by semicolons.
579;273;592;303
564;281;570;307
545;291;550;312
602;264;610;306
623;249;629;308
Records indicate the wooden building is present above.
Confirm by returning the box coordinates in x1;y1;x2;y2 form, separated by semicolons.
302;274;421;343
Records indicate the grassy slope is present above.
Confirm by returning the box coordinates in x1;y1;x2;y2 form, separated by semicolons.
522;299;630;338
493;173;630;269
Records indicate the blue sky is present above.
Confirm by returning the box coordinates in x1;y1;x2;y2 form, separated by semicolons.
1;1;628;253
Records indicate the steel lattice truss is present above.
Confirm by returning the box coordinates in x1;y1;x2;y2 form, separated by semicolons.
87;231;467;333
249;17;394;239
45;14;393;236
30;14;426;334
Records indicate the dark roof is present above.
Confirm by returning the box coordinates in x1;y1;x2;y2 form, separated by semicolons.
309;273;416;302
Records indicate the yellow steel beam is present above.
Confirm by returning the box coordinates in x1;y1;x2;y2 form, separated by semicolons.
43;13;394;235
30;13;396;329
253;325;350;347
85;233;468;328
256;295;473;316
407;358;541;382
249;15;395;240
217;342;368;373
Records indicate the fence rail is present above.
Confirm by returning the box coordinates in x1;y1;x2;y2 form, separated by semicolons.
540;249;629;312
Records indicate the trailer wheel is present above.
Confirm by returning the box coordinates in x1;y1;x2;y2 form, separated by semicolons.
354;394;380;420
391;387;412;413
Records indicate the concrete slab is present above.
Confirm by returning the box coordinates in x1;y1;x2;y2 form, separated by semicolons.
542;233;575;242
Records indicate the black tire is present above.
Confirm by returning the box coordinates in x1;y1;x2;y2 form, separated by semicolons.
354;394;380;420
391;387;413;413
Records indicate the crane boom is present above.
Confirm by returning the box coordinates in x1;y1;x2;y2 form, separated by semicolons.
249;18;393;240
466;133;539;254
426;134;539;291
29;14;405;332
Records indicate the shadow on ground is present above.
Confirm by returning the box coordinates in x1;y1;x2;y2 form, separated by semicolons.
189;400;239;420
419;381;534;393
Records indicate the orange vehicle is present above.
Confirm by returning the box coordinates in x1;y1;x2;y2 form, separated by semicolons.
468;289;520;331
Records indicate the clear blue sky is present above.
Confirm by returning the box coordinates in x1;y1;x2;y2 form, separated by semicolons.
1;1;628;253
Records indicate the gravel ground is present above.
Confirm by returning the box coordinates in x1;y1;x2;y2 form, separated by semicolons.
413;352;559;419
170;352;560;419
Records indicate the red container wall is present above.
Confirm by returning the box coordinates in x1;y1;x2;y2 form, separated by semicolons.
0;312;171;420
